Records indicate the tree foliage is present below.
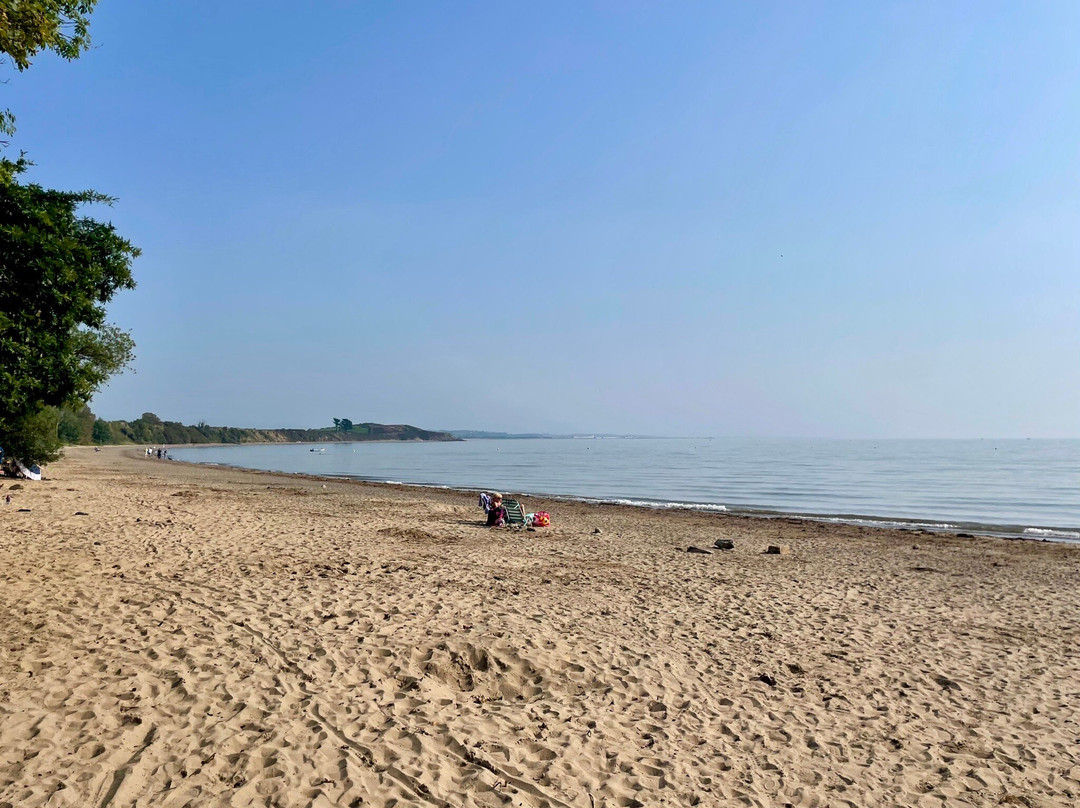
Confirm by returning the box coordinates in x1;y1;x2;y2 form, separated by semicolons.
56;405;81;443
0;0;95;69
91;418;110;445
0;2;136;467
0;157;138;463
52;411;451;448
0;1;99;137
3;405;61;462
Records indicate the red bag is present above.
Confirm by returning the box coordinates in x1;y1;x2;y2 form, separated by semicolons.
532;511;550;527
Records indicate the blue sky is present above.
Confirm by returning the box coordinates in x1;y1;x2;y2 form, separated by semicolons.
7;1;1079;437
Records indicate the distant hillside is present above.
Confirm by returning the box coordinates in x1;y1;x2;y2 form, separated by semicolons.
58;409;458;446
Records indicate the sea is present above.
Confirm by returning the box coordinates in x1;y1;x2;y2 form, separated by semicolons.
168;438;1080;544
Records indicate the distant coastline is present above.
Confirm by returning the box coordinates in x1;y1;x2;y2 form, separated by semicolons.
149;426;460;445
447;430;647;439
64;411;459;447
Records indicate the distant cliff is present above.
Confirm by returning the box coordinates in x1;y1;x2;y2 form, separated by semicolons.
268;423;458;443
63;410;459;446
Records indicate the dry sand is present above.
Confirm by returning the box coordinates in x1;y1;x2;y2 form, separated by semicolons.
1;447;1079;808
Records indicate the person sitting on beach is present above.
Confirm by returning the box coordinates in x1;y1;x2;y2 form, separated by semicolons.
486;492;508;527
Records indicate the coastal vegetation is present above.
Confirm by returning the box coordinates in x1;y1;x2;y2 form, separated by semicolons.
0;1;98;140
0;1;138;466
53;409;456;447
0;159;138;464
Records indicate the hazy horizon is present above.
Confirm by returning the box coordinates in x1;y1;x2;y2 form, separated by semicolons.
10;2;1079;439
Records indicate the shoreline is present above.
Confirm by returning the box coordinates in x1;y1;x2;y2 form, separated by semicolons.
3;447;1078;806
163;445;1080;546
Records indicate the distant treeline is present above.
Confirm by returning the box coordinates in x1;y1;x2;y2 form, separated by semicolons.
57;408;458;446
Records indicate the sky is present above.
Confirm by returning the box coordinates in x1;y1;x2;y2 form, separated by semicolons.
6;1;1079;438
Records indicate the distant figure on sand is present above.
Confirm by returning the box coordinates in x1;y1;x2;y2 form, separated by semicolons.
485;492;508;527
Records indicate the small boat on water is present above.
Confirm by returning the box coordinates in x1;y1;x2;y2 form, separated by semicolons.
309;448;326;453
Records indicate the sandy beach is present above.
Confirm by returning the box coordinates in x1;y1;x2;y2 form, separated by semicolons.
1;447;1078;808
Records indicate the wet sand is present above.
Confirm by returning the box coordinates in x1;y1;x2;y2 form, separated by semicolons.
1;446;1078;807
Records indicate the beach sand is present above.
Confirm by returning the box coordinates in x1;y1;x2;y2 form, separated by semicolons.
1;447;1078;807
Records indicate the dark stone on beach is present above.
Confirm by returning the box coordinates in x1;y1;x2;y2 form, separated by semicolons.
757;673;777;687
17;508;30;512
9;484;22;491
687;545;711;554
912;544;920;550
714;539;735;550
75;511;89;516
765;545;790;555
956;532;974;538
593;528;602;534
787;663;804;675
934;675;961;692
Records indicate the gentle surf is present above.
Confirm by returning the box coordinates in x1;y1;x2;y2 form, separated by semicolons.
170;437;1080;543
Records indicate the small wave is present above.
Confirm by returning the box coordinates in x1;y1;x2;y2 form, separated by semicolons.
818;517;959;531
1023;527;1080;540
605;498;728;512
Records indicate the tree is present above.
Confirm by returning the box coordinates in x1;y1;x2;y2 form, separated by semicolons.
55;403;96;444
126;412;164;444
56;405;81;443
0;157;138;462
0;1;130;465
73;403;95;442
1;1;100;139
3;405;61;461
340;418;353;432
91;419;111;445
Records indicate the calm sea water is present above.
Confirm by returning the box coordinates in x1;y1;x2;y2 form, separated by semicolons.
169;438;1080;542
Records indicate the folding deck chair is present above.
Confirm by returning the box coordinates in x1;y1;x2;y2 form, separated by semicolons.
503;498;527;527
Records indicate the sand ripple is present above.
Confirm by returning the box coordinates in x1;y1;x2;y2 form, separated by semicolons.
1;448;1079;806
